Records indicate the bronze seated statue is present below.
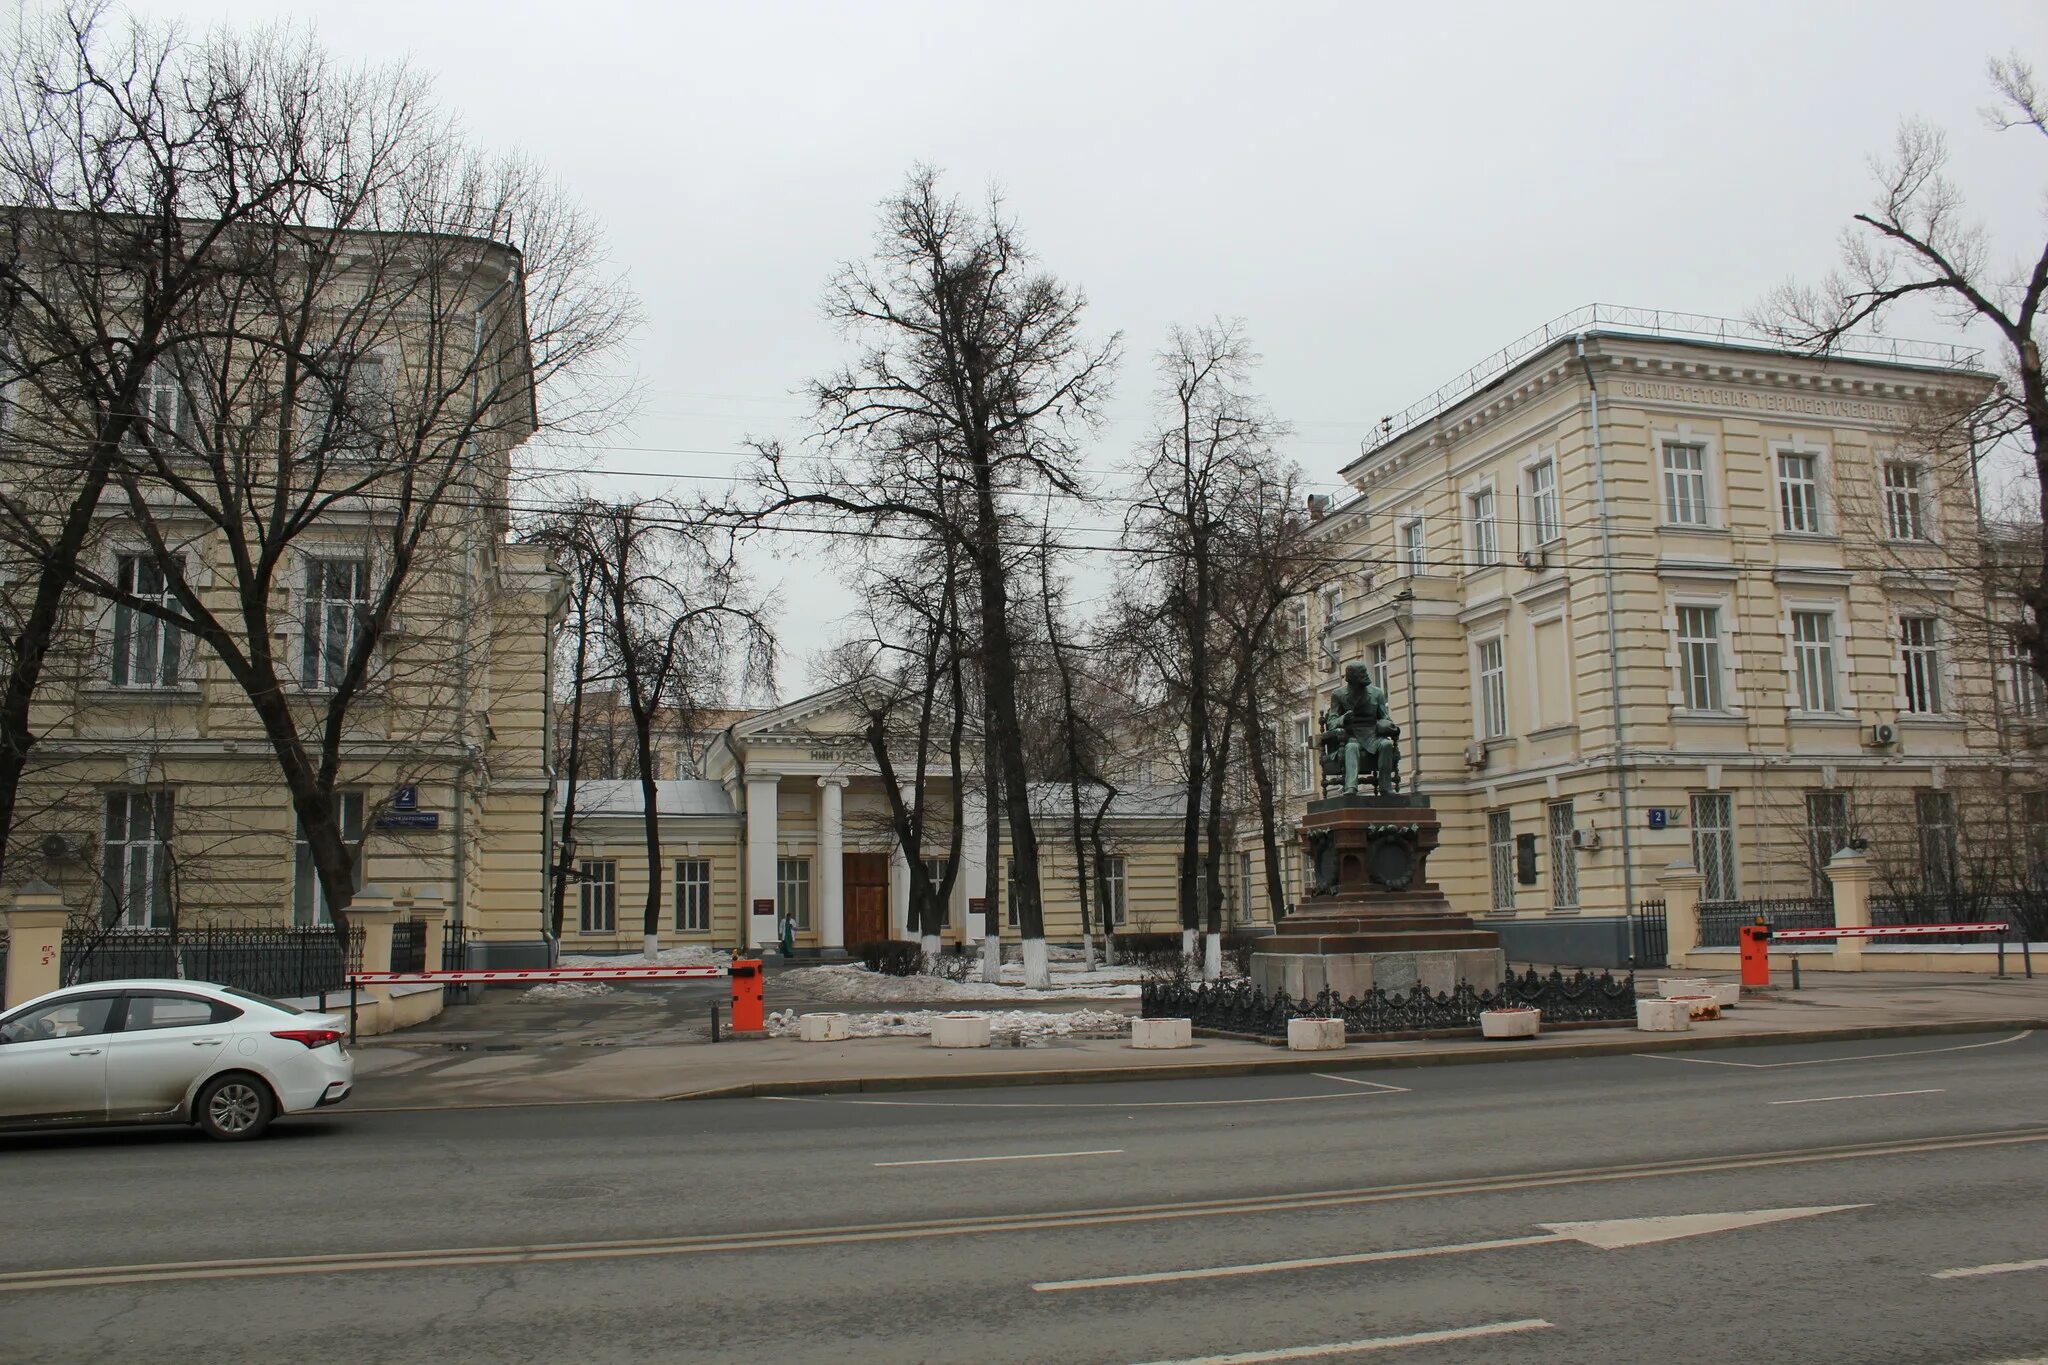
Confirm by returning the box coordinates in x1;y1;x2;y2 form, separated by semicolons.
1319;662;1401;798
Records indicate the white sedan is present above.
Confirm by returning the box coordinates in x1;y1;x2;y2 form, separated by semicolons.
0;979;353;1140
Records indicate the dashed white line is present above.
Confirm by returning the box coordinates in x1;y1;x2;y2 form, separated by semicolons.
873;1149;1122;1168
1769;1088;1946;1106
1127;1319;1554;1364
1931;1256;2048;1280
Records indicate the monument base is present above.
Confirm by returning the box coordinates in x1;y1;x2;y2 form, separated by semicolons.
1250;946;1507;1002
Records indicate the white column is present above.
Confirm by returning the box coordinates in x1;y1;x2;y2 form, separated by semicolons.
889;832;911;942
745;776;780;951
959;789;988;946
817;777;846;951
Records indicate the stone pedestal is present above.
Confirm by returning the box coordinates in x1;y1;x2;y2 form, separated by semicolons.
1251;794;1504;1002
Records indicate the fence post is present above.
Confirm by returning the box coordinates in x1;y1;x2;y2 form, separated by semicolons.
1657;861;1703;969
347;886;400;1035
2;882;68;1008
413;891;448;972
1823;850;1873;973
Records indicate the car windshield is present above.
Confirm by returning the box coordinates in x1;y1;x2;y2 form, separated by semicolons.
221;987;303;1016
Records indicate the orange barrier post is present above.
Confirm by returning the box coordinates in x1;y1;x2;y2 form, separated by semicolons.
729;958;766;1034
1738;919;1773;989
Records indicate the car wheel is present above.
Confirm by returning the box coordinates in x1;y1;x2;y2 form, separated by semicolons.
194;1073;275;1141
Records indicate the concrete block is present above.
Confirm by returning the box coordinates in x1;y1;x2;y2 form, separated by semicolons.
930;1013;991;1048
1707;983;1741;1009
1415;952;1459;998
1636;998;1692;1032
1480;1008;1540;1039
1659;978;1712;999
798;1012;849;1043
1287;1017;1347;1051
1670;994;1722;1021
1130;1018;1193;1049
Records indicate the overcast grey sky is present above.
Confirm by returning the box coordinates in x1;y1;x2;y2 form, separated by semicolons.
125;0;2048;687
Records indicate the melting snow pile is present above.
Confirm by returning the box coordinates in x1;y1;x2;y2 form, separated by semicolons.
558;945;733;968
525;981;620;1000
779;963;1141;1003
764;1007;1129;1040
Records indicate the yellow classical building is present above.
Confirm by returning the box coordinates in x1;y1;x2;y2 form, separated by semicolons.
1249;307;2022;964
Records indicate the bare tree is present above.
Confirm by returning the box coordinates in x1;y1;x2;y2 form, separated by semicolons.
529;513;605;943
1758;53;2048;685
2;5;636;938
574;497;774;957
748;167;1117;985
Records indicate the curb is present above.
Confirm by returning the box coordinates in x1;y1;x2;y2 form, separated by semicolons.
654;1017;2048;1103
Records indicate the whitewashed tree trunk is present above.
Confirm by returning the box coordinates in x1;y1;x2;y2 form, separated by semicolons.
1181;927;1197;969
920;932;941;960
1022;936;1051;988
643;933;661;961
1081;925;1096;971
1203;934;1223;982
981;931;1002;983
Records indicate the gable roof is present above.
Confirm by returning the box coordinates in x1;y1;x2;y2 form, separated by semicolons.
563;779;735;819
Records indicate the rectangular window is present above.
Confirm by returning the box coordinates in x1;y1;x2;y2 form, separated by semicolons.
1237;851;1253;924
1398;517;1425;575
1883;463;1925;541
1289;602;1310;662
1368;641;1389;695
1006;861;1022;928
1777;451;1821;533
578;859;617;933
1178;856;1209;914
1527;459;1559;544
1900;616;1942;714
776;857;811;930
1661;441;1710;527
2024;792;2048;887
2005;637;2043;719
1691;792;1738;904
1476;637;1507;739
1469;487;1498;565
1916;791;1958;895
1487;811;1515;913
134;358;192;445
1097;854;1128;927
110;554;180;688
921;856;952;928
292;793;365;927
1675;605;1724;711
1294;715;1315;794
1805;791;1851;897
1790;610;1837;713
1320;583;1344;629
101;790;173;928
674;858;712;933
1547;801;1578;909
302;557;370;690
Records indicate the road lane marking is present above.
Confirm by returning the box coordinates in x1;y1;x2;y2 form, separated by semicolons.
1037;1205;1865;1291
1769;1089;1945;1106
764;1080;1409;1109
1311;1073;1405;1090
875;1149;1122;1168
3;1129;2038;1293
1931;1256;2048;1280
1635;1030;2032;1069
1127;1320;1553;1363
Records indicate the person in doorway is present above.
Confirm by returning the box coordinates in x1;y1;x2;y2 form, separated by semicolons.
778;905;796;959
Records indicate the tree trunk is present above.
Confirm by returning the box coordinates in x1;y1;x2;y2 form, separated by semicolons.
549;590;594;942
981;721;1003;985
973;499;1048;986
632;705;664;957
1202;709;1235;982
1242;694;1289;921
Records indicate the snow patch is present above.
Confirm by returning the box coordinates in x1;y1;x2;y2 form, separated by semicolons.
525;981;621;1000
780;963;1142;1003
558;945;733;968
765;1007;1129;1040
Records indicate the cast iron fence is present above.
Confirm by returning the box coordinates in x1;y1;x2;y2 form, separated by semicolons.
1635;898;1668;968
1870;891;2044;945
1697;897;1834;947
390;918;426;973
1140;968;1638;1041
59;924;363;999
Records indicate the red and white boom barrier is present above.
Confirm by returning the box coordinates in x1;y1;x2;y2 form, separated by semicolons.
349;965;728;985
1770;923;2007;941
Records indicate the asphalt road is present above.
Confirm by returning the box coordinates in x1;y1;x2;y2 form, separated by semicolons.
4;1030;2048;1364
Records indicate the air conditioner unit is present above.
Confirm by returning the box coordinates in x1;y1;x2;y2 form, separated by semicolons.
1868;722;1898;747
1518;547;1547;572
1463;742;1488;769
1571;826;1601;852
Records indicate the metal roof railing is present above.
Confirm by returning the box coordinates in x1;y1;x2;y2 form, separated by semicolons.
1354;303;1986;464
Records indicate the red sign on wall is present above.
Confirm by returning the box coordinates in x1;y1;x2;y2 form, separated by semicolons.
752;898;775;915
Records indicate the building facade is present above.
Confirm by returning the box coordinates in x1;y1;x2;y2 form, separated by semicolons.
1244;308;2023;963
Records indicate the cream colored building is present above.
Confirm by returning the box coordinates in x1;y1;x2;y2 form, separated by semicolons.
553;685;1243;954
1249;307;2021;964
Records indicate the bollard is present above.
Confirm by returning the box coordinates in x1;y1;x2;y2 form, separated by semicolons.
728;958;765;1034
710;1003;721;1043
1791;956;1801;991
1738;918;1772;989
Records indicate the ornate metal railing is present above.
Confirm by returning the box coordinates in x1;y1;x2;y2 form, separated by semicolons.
390;918;426;973
1697;898;1834;947
1871;891;2041;944
60;925;363;998
1635;898;1668;968
1140;968;1638;1040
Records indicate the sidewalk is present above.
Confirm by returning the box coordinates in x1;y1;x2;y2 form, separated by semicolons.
344;967;2048;1111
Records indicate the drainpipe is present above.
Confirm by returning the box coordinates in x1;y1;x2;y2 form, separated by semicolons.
1390;590;1420;793
1576;336;1636;968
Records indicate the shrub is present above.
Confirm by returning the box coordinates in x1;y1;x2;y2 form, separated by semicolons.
856;940;924;976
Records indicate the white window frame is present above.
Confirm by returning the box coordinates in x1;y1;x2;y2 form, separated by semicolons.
1882;460;1929;543
1671;599;1730;713
1397;512;1425;576
1916;789;1958;894
293;792;365;927
578;859;617;933
1368;640;1390;695
1237;850;1253;924
776;856;812;930
1772;440;1826;535
1691;791;1738;903
1293;714;1315;795
2005;635;2045;720
1899;614;1944;715
1486;810;1515;913
1786;604;1842;715
1474;633;1507;739
1467;483;1499;567
1659;438;1712;528
1319;582;1344;631
102;789;173;928
1097;854;1128;927
301;554;372;691
1805;790;1852;897
921;856;953;928
1547;801;1578;910
1289;601;1310;663
110;552;182;689
1523;452;1561;546
675;857;712;933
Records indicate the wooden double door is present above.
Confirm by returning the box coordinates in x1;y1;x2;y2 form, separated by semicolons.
843;853;890;945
